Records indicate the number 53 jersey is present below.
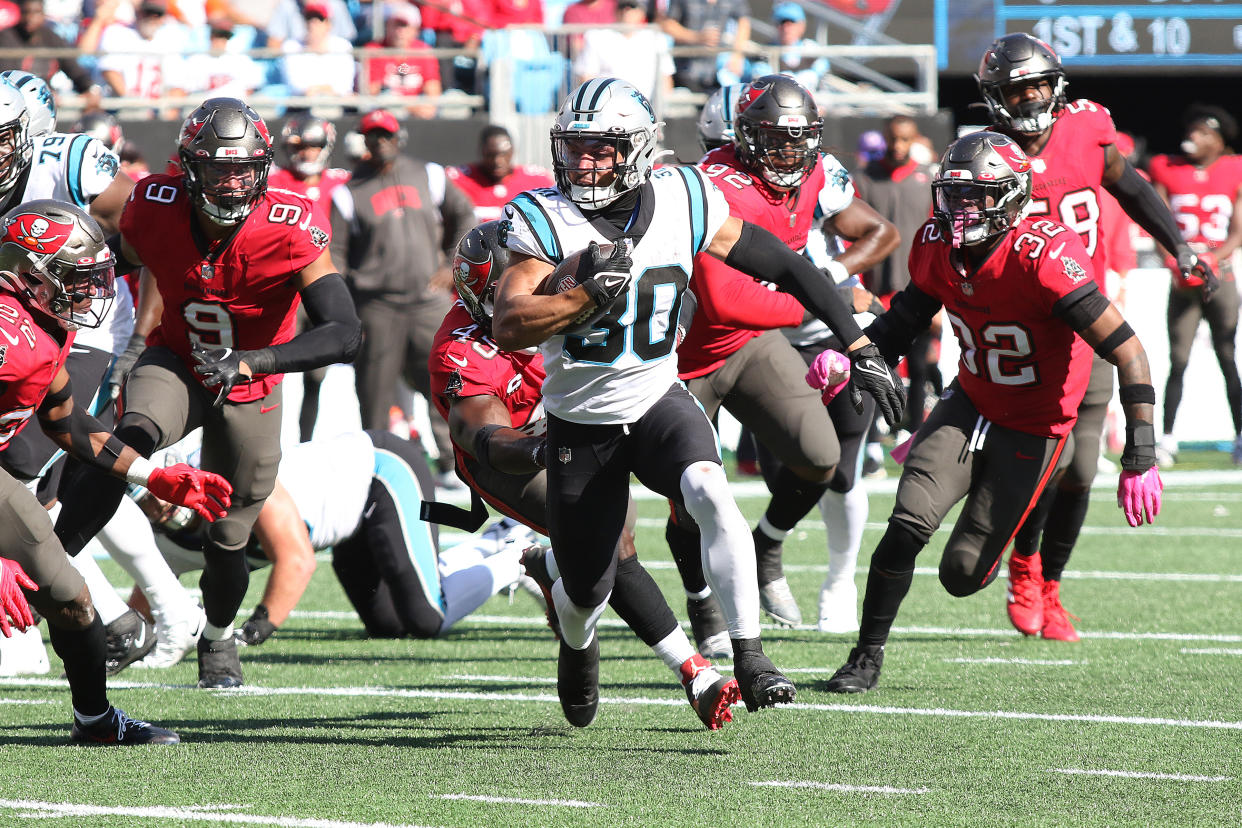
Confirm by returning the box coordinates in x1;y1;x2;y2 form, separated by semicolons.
503;167;730;425
120;173;330;403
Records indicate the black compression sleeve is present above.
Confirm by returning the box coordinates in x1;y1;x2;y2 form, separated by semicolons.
105;233;140;277
863;284;942;365
1105;160;1185;255
1053;283;1109;332
725;221;864;346
243;273;363;375
38;399;128;471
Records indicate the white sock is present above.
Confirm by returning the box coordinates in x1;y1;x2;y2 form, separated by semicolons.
684;585;712;601
437;542;522;632
74;706;112;725
680;461;760;640
543;547;561;582
203;623;233;641
98;497;195;611
550;578;609;650
819;485;868;591
652;627;697;674
67;543;130;626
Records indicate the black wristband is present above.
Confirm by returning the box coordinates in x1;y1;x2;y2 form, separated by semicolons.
472;424;504;469
1094;322;1135;359
579;277;612;309
1122;422;1158;472
1119;383;1156;406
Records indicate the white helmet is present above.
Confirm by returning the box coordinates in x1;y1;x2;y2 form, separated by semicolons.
0;81;31;197
551;78;665;209
1;71;55;138
697;83;745;154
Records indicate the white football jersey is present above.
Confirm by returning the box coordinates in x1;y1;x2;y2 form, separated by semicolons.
505;166;730;424
276;430;375;549
18;132;132;354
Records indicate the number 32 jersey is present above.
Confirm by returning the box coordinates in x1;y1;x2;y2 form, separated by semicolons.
120;173;329;403
504;167;730;425
908;217;1096;438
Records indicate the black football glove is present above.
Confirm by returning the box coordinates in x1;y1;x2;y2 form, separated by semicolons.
192;346;253;407
235;604;277;646
675;288;698;348
576;240;633;309
848;342;905;427
1177;245;1220;302
105;331;147;401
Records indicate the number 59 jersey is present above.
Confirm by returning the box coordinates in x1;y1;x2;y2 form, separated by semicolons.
503;167;731;425
120;173;330;403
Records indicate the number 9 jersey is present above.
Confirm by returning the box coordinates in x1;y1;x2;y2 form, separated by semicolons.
119;172;330;403
503;166;730;425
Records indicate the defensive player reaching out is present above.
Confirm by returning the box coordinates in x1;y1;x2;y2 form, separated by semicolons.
0;200;231;743
491;78;903;725
824;132;1162;693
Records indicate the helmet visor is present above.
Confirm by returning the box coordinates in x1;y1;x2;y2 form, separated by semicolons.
933;180;1004;248
46;256;116;328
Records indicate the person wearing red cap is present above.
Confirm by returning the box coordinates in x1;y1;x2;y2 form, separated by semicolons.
329;109;477;489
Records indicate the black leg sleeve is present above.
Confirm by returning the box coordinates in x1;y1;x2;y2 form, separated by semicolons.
199;542;251;629
54;420;157;556
665;510;708;594
607;555;680;648
48;615;109;717
1039;486;1093;583
858;521;924;648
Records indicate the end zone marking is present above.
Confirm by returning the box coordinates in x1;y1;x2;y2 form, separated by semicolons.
748;781;930;795
1050;768;1231;782
435;794;603;808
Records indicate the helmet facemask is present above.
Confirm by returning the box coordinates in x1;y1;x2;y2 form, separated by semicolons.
35;254;116;329
183;156;270;226
0;111;32;197
551;131;652;209
980;73;1067;136
738;120;822;190
280;117;335;179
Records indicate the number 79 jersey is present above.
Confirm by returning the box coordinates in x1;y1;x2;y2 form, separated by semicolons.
909;216;1096;438
120;173;330;403
503;167;731;424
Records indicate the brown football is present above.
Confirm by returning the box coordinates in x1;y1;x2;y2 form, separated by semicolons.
535;242;617;334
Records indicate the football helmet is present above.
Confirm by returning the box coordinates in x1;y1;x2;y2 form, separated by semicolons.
0;81;31;197
0;199;115;329
734;74;823;190
279;113;336;179
452;219;510;327
1;71;55;138
73;111;124;154
551;78;664;208
931;132;1033;249
177;97;273;226
697;83;746;154
976;33;1067;136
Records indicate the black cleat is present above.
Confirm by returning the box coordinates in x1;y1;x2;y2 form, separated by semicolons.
734;651;796;712
686;594;730;660
557;637;599;727
105;609;157;676
197;636;243;689
826;644;884;694
520;545;561;639
71;707;180;745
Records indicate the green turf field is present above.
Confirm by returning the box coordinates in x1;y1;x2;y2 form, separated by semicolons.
1;462;1239;827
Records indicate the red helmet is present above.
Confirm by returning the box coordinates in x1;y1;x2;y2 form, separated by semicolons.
452;220;510;327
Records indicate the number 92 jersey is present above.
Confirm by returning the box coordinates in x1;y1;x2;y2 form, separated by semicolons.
503;166;730;425
120;173;330;403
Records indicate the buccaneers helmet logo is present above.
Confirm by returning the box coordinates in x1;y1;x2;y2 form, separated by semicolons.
4;213;73;254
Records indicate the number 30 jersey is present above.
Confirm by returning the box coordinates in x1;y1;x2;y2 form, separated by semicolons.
120;173;329;403
504;167;731;424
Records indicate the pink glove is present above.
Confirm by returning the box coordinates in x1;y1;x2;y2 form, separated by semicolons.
805;349;851;405
1117;466;1163;527
147;463;233;523
0;557;37;638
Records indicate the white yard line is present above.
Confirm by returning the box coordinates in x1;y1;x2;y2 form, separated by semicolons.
1181;647;1242;656
748;780;930;795
0;799;436;828
944;657;1081;666
1049;768;1230;782
434;794;602;808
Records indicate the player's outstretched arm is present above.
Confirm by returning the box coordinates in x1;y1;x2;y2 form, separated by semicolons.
705;215;906;425
37;367;232;522
492;252;596;350
448;393;546;475
1056;286;1162;526
861;284;942;366
243;480;317;645
820;198;900;278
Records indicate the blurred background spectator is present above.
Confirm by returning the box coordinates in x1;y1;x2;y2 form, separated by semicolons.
746;2;829;92
0;0;100;107
92;0;190;108
420;0;490;94
280;0;356;98
265;0;355;51
572;0;671;102
362;3;441;119
659;0;750;93
178;15;264;99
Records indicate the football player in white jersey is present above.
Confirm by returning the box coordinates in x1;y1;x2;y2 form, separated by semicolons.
493;77;905;726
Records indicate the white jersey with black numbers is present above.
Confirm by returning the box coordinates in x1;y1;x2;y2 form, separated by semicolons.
276;430;375;548
17;132;132;354
504;166;730;424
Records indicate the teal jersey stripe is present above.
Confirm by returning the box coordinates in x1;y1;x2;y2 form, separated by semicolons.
510;194;563;262
66;135;90;207
676;166;707;254
373;448;444;615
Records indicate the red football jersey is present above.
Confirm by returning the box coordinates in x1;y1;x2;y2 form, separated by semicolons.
446;164;554;223
429;302;546;471
268;167;351;227
908;216;1096;438
122;174;329;403
994;99;1117;285
0;291;73;450
1147;153;1242;250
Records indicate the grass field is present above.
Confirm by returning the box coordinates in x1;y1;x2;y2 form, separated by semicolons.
1;453;1240;828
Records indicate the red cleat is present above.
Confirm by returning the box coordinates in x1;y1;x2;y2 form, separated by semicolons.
1040;580;1080;642
1006;550;1044;636
680;654;740;730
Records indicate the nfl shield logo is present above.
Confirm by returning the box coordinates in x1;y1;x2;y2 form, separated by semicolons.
558;447;572;464
960;281;974;295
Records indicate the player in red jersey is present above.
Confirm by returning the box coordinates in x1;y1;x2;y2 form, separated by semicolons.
825;132;1162;693
53;98;362;689
446;126;554;224
1147;105;1242;465
977;34;1214;640
425;221;741;730
0;200;232;743
267;113;353;441
665;74;899;636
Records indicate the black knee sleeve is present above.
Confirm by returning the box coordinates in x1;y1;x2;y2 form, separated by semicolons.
47;615;108;717
858;521;923;648
665;512;707;594
763;466;832;532
608;555;679;648
199;543;251;628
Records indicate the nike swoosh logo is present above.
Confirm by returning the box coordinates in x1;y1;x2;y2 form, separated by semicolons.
1048;242;1066;259
70;346;93;355
0;327;18;346
260;403;280;414
448;354;469;367
133;625;146;649
854;362;896;387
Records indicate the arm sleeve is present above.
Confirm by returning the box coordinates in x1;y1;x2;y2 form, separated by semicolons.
724;220;864;345
1105;159;1186;255
242;273;362;374
863;283;942;365
693;253;804;329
